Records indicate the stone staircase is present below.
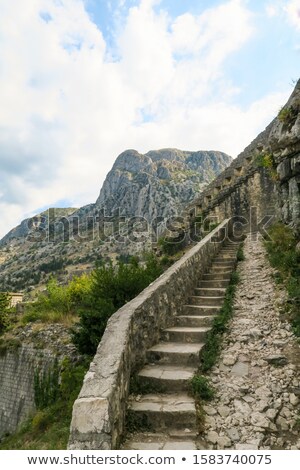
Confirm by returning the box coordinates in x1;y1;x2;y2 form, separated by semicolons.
123;241;240;450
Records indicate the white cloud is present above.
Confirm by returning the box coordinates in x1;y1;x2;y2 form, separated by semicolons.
0;0;293;238
266;4;279;17
285;0;300;29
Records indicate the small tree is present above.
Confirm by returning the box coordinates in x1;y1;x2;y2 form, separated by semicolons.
72;255;164;356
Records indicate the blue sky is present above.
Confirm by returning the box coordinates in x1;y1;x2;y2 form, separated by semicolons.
0;0;299;237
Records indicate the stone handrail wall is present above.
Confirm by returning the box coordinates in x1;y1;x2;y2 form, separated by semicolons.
68;219;231;450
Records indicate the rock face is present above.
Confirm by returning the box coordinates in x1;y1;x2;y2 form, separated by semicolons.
96;149;232;220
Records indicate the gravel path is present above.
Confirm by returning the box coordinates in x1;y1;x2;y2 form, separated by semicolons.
202;235;300;450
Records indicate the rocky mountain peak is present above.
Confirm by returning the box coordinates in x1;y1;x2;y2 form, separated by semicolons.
96;148;232;220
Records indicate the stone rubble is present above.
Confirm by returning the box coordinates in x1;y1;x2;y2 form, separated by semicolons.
203;235;300;450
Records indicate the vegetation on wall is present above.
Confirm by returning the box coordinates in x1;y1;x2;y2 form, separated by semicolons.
255;152;278;181
264;223;300;336
0;358;88;450
34;359;60;410
278;106;298;126
0;292;11;335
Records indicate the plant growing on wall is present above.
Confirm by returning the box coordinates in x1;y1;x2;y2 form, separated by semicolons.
278;106;297;125
255;152;279;181
0;292;11;335
34;359;60;410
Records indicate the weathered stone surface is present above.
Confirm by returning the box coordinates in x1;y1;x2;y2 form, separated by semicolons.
231;362;249;377
207;431;219;444
70;398;110;434
263;355;288;366
203;406;217;416
226;428;240;442
217;406;231;418
223;355;236;366
251;412;271;429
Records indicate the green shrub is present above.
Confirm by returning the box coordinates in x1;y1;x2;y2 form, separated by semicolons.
72;255;164;356
190;375;215;401
22;274;92;325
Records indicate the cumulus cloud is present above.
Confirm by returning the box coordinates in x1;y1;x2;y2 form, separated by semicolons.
0;0;292;238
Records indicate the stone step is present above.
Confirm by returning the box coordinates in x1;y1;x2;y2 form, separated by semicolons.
190;296;224;306
195;287;226;296
175;315;215;327
212;260;236;265
206;264;233;270
162;326;211;343
183;304;221;316
147;342;204;366
198;279;230;288
215;255;237;260
202;272;232;280
123;433;198;450
210;265;234;272
137;365;195;392
128;393;197;430
219;254;237;258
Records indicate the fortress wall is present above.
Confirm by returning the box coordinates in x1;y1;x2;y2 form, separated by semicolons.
0;346;56;438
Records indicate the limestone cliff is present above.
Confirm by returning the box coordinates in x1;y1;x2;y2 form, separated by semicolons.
96;149;232;221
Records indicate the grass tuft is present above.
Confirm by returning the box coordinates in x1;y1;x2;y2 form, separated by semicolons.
199;263;240;372
189;375;215;401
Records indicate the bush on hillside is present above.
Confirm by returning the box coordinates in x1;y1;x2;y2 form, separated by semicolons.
72;254;164;356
